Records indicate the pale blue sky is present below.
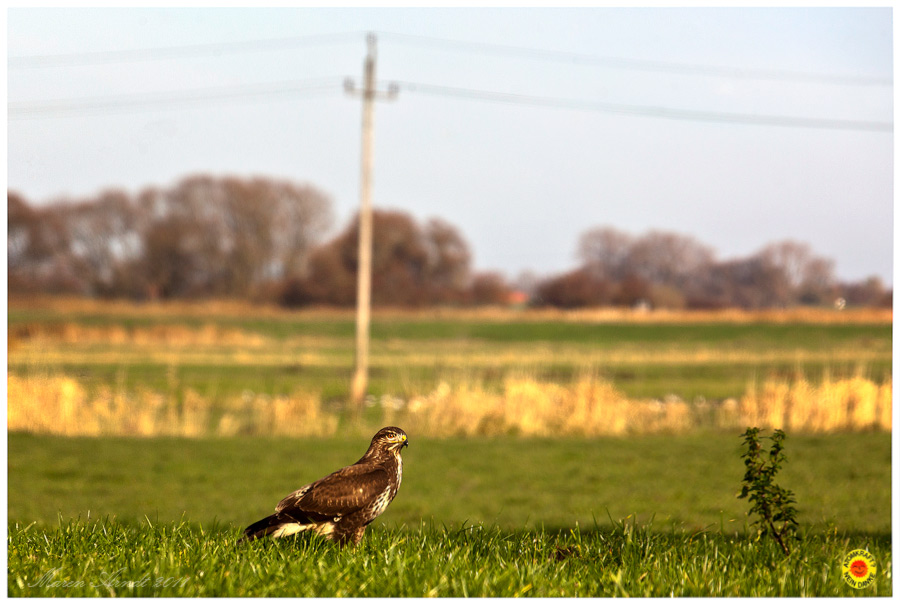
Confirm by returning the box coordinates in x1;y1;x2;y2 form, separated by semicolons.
6;7;893;283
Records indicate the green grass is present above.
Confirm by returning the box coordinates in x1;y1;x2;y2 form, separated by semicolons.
7;306;890;344
7;519;892;597
8;432;891;532
9;306;892;402
15;356;890;403
7;432;892;596
7;304;892;596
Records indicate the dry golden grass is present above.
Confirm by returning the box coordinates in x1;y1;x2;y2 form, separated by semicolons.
9;317;889;373
8;296;290;320
9;295;892;324
739;375;893;432
7;297;890;438
10;342;888;372
9;371;889;438
400;374;890;437
11;322;270;348
7;373;337;438
398;376;695;437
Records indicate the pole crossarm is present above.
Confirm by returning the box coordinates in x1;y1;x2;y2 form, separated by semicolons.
343;78;399;101
344;33;399;101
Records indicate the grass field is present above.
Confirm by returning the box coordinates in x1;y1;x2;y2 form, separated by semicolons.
8;298;892;404
8;520;892;597
7;298;892;436
6;298;893;596
6;432;893;597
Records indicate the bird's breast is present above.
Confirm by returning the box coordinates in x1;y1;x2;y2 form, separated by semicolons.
370;487;394;518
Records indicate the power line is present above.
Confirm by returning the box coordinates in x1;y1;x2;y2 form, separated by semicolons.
10;72;890;133
377;31;892;88
10;28;891;89
397;80;893;133
8;32;360;68
10;76;891;133
8;78;344;119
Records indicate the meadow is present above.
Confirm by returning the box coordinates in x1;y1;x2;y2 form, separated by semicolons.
6;298;893;596
7;298;892;436
8;517;892;597
7;432;893;597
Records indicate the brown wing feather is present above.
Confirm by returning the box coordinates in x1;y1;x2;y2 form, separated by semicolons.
276;464;389;517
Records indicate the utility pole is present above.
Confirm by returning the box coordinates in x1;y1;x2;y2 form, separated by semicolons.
345;33;397;415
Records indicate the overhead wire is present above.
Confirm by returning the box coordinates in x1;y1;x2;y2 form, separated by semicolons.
8;78;345;119
378;31;893;87
11;76;890;132
8;30;891;130
396;81;892;132
9;29;891;88
8;31;361;68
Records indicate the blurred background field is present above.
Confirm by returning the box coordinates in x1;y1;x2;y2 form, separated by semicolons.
7;431;891;534
7;298;892;594
7;298;892;437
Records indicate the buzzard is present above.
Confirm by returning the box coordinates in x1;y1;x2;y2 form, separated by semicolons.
240;426;409;546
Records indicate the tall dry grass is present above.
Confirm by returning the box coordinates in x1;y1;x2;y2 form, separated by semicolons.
398;374;890;437
9;322;270;348
739;375;893;432
8;371;890;438
9;295;892;325
7;373;337;438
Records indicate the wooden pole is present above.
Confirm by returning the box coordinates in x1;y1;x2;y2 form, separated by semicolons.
345;34;397;418
350;34;378;412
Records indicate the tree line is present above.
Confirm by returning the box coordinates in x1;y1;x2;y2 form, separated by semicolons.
533;226;890;309
10;175;332;300
8;175;506;306
8;174;890;309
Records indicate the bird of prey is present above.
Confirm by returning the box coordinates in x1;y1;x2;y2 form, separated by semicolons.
240;426;409;546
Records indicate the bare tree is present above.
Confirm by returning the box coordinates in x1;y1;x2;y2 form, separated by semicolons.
536;268;613;308
135;175;333;299
8;192;78;293
624;230;715;290
578;226;633;281
265;179;333;279
701;256;790;308
838;276;890;307
755;240;836;305
138;178;230;297
559;226;843;310
468;271;512;305
285;209;473;307
58;190;145;296
424;218;471;296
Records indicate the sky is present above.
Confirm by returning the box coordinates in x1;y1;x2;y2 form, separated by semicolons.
6;6;894;285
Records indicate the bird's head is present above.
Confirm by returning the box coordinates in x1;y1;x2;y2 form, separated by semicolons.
371;426;409;453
